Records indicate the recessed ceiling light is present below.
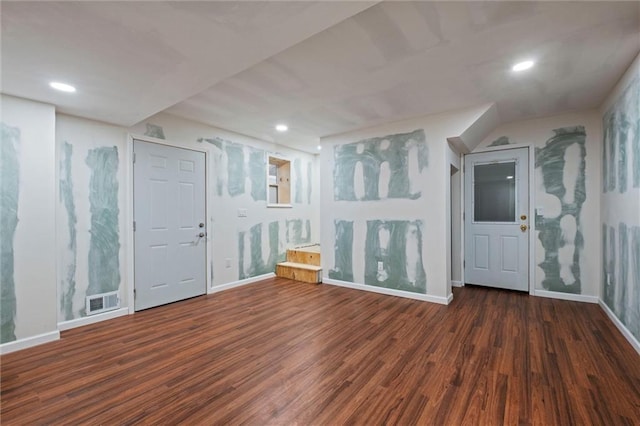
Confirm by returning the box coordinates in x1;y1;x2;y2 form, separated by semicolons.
49;81;76;92
275;124;288;132
506;175;514;179
317;145;322;151
512;60;534;72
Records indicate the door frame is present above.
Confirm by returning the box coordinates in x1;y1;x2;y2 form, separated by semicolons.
460;143;535;296
125;133;211;314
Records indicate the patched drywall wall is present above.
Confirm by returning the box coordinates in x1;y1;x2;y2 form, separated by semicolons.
56;115;127;321
129;112;319;285
1;95;57;344
534;126;587;294
320;107;490;301
325;129;430;295
475;111;602;297
600;54;640;342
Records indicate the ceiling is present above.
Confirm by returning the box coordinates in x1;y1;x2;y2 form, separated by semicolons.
2;2;639;153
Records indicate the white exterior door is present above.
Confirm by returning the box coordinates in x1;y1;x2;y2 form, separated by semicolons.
464;148;529;291
134;140;206;310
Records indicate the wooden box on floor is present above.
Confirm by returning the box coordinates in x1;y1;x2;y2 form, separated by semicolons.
275;245;322;284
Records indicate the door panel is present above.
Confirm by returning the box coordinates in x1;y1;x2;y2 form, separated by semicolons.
134;140;206;310
464;148;529;291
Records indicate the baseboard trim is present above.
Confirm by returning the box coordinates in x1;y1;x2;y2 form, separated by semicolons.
451;280;463;288
0;330;60;355
208;273;276;294
58;307;129;332
534;290;599;304
323;278;451;305
599;300;640;355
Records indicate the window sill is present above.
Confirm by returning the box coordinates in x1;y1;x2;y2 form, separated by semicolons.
267;203;293;208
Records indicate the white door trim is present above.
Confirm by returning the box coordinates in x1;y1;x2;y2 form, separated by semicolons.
126;133;211;315
462;143;535;295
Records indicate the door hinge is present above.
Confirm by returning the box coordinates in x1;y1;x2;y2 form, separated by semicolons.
133;221;136;232
463;212;465;221
463;260;466;268
133;152;136;163
134;288;136;299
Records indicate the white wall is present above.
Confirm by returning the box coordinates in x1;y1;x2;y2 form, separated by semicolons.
1;95;57;346
474;111;602;297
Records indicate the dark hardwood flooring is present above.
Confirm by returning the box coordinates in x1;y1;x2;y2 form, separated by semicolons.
1;278;639;425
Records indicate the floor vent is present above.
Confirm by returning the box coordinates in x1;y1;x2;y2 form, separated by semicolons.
86;291;120;315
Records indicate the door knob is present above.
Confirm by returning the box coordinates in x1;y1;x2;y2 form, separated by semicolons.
520;215;527;220
520;224;528;232
198;232;205;238
199;223;205;228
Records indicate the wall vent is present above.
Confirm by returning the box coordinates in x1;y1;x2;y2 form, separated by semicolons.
86;291;120;315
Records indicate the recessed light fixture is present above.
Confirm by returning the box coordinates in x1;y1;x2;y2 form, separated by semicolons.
506;175;514;180
275;124;288;132
317;145;322;151
49;81;76;93
512;60;534;72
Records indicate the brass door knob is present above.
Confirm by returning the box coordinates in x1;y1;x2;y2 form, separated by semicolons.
520;215;527;220
520;224;528;232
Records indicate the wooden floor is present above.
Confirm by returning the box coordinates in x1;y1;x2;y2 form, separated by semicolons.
2;278;639;425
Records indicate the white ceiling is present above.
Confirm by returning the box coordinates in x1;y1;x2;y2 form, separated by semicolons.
0;1;377;126
2;2;639;153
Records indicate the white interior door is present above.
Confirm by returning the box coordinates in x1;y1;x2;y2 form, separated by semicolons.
464;148;529;291
134;140;206;310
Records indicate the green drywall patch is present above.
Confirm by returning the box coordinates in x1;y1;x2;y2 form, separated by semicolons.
603;222;640;342
333;129;428;201
249;150;267;201
0;123;19;343
364;220;426;294
85;147;121;304
225;143;245;197
238;221;283;280
144;123;165;140
488;136;511;147
286;219;311;245
60;142;78;321
328;220;354;282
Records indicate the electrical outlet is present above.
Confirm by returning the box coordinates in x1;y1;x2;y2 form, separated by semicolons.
225;258;232;268
536;207;544;217
238;208;247;217
377;261;384;272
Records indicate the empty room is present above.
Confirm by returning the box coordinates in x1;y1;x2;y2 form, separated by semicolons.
1;1;639;424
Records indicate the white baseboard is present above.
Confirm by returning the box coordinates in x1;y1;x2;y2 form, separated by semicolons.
451;280;463;288
599;300;640;355
208;273;276;294
58;307;129;332
0;330;60;355
534;290;599;304
323;278;451;305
